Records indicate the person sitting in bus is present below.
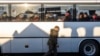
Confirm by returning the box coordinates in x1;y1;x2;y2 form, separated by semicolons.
53;14;58;21
13;13;24;22
23;14;28;21
45;12;54;21
91;14;98;21
30;13;40;22
57;17;64;22
64;11;72;21
43;26;60;56
1;12;9;21
97;16;100;21
78;12;84;21
83;12;90;21
0;15;2;21
45;13;50;21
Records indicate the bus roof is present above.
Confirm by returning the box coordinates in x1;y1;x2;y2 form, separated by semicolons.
0;0;100;4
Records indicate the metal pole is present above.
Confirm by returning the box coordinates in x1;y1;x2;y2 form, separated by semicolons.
41;4;44;21
8;4;11;21
73;4;77;21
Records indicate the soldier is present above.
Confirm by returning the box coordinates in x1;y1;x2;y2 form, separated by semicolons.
43;26;60;56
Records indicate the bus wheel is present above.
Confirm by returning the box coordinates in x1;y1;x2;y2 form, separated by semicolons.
79;40;99;56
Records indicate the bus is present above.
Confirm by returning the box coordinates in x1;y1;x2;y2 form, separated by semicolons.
0;0;100;56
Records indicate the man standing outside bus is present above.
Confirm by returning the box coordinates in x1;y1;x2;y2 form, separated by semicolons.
43;26;60;56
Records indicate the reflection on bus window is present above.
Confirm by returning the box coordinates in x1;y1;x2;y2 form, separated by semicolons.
0;4;9;21
76;4;100;21
11;4;41;22
42;4;73;22
0;4;100;22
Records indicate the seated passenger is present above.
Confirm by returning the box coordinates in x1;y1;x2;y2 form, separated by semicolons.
91;14;98;21
30;13;40;22
45;13;50;21
1;12;9;21
83;12;90;21
7;16;13;21
64;11;71;21
0;16;2;21
14;13;24;22
53;14;58;21
57;18;63;22
23;14;28;21
78;12;84;21
45;12;53;21
97;16;100;21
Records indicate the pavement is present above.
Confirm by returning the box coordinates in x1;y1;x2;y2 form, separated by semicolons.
1;53;80;56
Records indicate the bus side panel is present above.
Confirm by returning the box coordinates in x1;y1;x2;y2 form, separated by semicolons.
11;38;43;53
64;22;100;37
0;38;11;53
95;38;100;43
42;38;72;53
71;38;85;52
42;38;48;52
43;38;100;53
58;38;72;52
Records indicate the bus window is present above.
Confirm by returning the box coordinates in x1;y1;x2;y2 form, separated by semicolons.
93;27;100;36
11;4;41;22
76;4;100;21
0;4;9;22
41;4;73;22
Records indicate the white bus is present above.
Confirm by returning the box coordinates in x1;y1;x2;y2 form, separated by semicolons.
0;0;100;56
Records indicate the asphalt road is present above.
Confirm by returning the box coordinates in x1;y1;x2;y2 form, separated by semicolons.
2;53;79;56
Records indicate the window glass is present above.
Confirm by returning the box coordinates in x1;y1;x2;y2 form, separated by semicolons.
42;4;73;22
0;4;9;21
1;3;100;22
76;4;100;21
11;4;41;22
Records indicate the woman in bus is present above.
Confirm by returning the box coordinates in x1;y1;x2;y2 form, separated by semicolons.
14;13;24;22
78;12;84;21
64;11;72;21
83;12;90;21
91;13;98;21
30;13;40;22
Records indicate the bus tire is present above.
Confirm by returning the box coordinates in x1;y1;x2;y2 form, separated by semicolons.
79;40;99;56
